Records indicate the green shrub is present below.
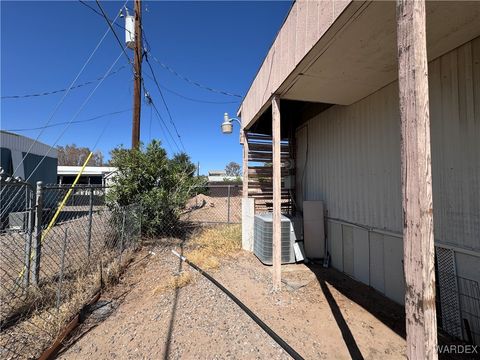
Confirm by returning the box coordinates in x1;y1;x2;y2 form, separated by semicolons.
107;140;202;237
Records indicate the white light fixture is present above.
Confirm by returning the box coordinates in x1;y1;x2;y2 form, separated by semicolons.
221;112;241;134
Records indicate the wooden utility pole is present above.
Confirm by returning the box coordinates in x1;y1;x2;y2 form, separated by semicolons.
272;96;281;290
131;0;143;149
396;1;438;359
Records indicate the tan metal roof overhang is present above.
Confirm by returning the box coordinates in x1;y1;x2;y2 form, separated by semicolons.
240;0;480;130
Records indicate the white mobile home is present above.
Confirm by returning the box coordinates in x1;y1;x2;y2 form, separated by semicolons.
57;166;117;186
239;0;480;351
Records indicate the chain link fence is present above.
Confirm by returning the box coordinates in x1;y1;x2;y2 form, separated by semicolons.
0;181;240;358
0;180;141;359
181;184;242;225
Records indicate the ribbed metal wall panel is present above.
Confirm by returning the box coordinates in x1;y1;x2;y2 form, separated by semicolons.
296;81;402;233
429;38;480;252
0;130;58;158
296;37;480;251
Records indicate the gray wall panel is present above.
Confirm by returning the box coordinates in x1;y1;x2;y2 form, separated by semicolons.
383;235;404;305
353;227;370;285
342;225;354;277
454;252;480;285
328;221;343;271
369;232;385;294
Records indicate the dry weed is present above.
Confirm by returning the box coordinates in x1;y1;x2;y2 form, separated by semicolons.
0;248;136;359
102;249;135;288
186;224;241;270
152;271;193;295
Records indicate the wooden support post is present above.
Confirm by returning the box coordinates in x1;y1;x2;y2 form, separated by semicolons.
396;1;438;359
242;130;249;198
272;96;281;291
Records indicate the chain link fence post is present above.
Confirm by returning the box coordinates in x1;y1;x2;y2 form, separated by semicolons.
23;186;35;288
87;187;94;258
227;185;231;224
33;181;43;286
120;209;126;255
0;180;148;358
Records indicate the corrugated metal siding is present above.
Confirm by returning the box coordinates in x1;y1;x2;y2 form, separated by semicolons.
296;37;480;251
296;81;402;233
0;131;58;158
429;38;480;252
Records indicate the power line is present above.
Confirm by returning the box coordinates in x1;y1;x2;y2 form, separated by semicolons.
143;84;182;153
151;104;174;152
143;87;181;153
78;0;131;34
145;48;242;99
80;0;236;155
79;0;105;17
141;81;175;150
148;105;152;141
144;54;185;151
4;109;131;132
161;85;240;104
143;28;241;100
80;1;241;101
150;98;181;153
143;73;239;104
91;110;117;150
1;65;127;99
145;91;174;152
150;51;242;98
24;50;126;184
95;0;132;66
1;50;126;219
10;14;122;179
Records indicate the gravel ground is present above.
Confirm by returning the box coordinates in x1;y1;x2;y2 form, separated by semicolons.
57;243;291;360
57;242;407;359
182;194;242;224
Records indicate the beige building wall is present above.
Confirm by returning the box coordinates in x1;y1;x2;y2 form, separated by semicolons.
296;37;480;304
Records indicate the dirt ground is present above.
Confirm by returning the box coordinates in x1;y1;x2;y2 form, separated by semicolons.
54;239;411;360
182;194;241;224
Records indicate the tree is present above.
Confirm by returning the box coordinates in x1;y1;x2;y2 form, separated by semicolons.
170;153;197;177
225;161;241;177
108;140;202;237
57;144;104;166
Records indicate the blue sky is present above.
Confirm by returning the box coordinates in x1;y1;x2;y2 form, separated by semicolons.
1;0;291;174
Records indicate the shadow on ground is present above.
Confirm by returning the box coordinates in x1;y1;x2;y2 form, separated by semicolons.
307;263;473;360
162;240;186;360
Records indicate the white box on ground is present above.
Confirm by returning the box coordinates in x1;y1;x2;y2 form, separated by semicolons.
303;200;325;259
293;241;305;262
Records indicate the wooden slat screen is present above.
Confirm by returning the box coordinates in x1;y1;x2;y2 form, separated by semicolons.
244;132;294;214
